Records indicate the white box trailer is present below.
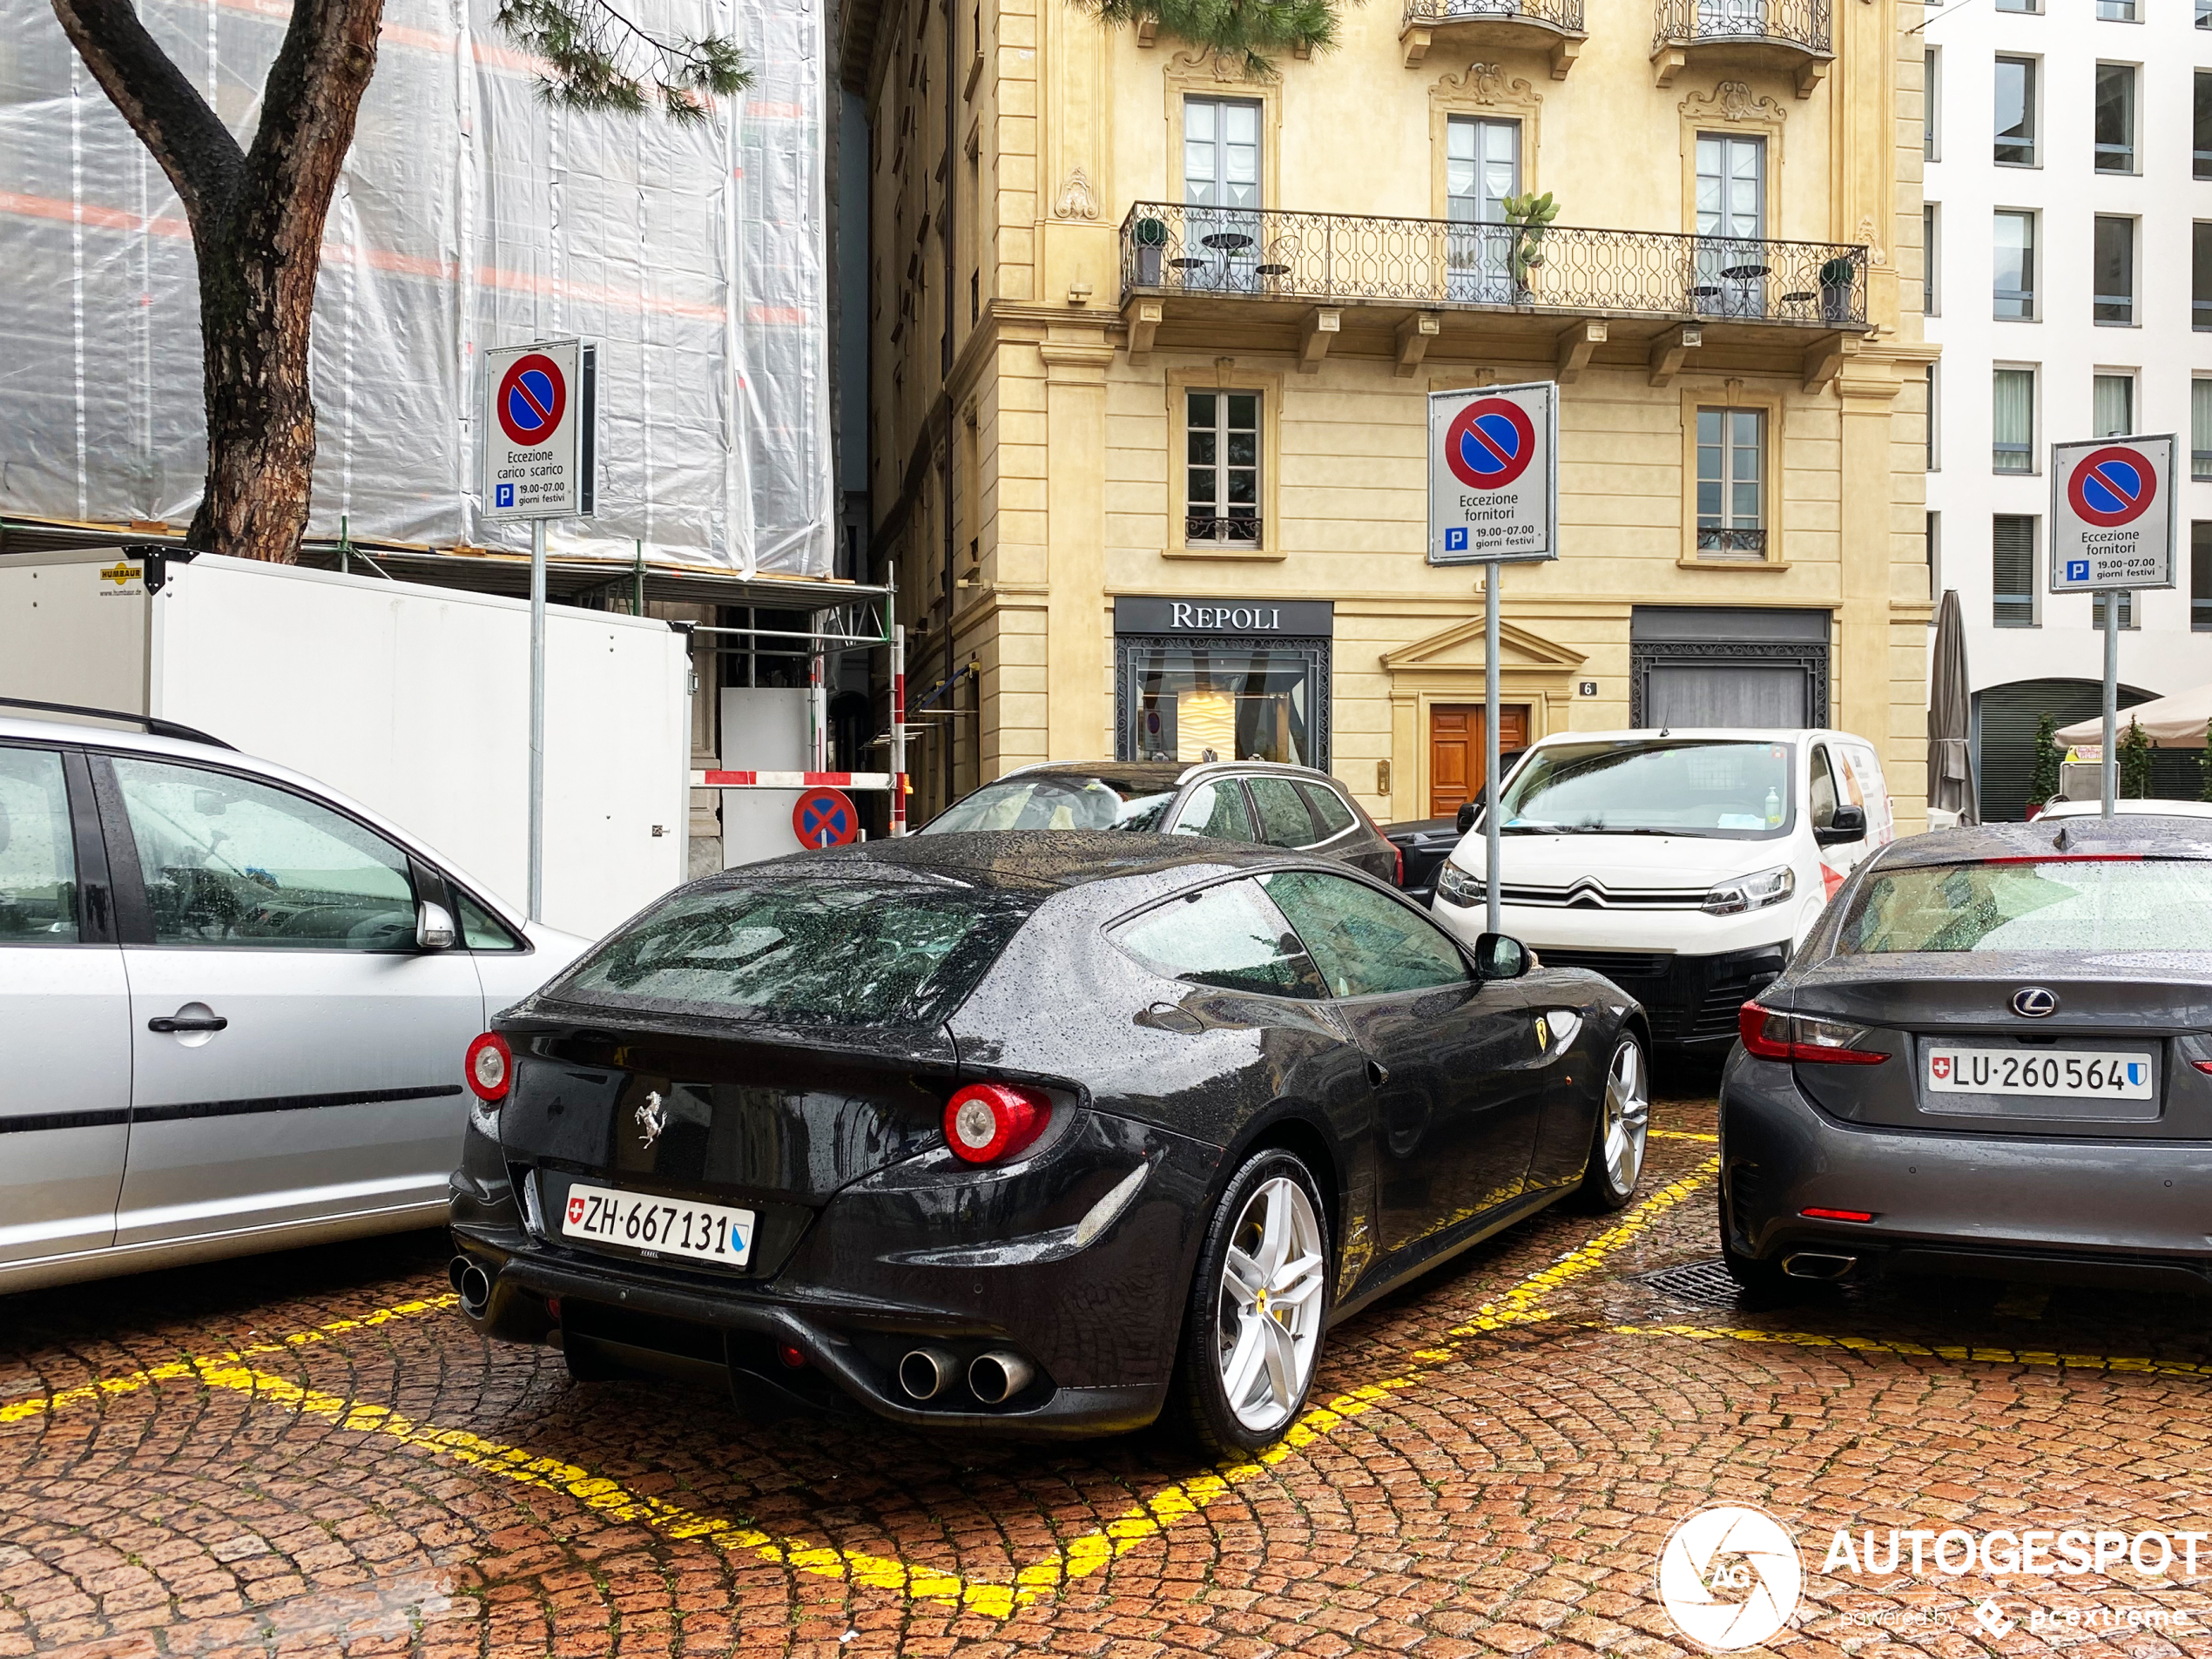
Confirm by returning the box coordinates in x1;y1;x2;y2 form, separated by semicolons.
0;548;691;942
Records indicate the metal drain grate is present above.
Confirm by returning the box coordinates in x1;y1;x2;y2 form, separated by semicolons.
1636;1257;1746;1309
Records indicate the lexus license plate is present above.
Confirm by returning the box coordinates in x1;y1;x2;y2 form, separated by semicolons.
1925;1048;2155;1100
560;1182;753;1267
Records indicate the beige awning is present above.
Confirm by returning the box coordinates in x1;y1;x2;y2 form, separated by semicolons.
2058;683;2212;748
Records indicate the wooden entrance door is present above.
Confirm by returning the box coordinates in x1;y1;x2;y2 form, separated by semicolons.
1429;703;1529;819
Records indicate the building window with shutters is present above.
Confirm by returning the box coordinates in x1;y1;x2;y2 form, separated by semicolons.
1995;210;2036;320
2194;523;2212;631
2092;590;2135;630
2094;373;2134;438
2194;378;2212;480
2094;64;2136;173
2195;224;2212;330
1184;389;1261;547
1993;367;2035;473
1694;408;1766;557
1995;57;2038;165
1993;516;2037;628
2094;216;2135;325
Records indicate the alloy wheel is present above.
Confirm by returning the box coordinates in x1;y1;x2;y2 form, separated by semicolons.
1602;1037;1651;1194
1214;1175;1326;1432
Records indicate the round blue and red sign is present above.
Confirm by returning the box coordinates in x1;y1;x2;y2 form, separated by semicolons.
2066;445;2157;528
793;786;859;849
1443;397;1537;491
496;354;567;448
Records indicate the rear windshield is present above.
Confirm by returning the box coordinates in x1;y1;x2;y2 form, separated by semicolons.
922;774;1176;833
1839;859;2212;954
1497;739;1796;840
543;880;1037;1027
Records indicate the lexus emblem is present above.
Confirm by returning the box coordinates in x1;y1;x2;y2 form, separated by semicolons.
634;1089;667;1149
2011;987;2059;1019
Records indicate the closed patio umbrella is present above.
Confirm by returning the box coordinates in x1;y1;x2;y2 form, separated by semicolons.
2056;682;2212;749
1926;589;1977;827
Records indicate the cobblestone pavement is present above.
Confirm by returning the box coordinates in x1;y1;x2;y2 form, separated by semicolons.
5;1085;2211;1659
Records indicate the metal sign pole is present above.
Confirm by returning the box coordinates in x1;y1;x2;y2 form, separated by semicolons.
890;622;909;835
529;516;547;920
2101;590;2121;819
1485;563;1503;937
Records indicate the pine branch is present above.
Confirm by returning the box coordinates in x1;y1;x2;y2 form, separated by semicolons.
495;0;753;125
1073;0;1352;79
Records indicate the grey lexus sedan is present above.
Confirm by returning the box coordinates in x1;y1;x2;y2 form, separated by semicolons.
1719;814;2212;1295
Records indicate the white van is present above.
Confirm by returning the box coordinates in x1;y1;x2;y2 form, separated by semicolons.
1427;729;1893;1050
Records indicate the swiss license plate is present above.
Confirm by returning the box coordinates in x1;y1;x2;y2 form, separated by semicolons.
559;1182;754;1267
1925;1048;2155;1100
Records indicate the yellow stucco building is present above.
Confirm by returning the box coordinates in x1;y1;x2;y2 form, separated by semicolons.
838;0;1934;828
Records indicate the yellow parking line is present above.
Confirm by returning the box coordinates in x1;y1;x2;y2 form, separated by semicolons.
1010;1157;1724;1602
0;1294;458;1427
187;1362;1019;1615
3;1152;1732;1621
1599;1320;2212;1379
1650;1129;1719;1143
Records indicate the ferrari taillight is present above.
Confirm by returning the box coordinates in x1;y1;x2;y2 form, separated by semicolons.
944;1082;1052;1164
464;1031;513;1103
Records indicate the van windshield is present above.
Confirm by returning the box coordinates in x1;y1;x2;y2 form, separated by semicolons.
1496;739;1797;840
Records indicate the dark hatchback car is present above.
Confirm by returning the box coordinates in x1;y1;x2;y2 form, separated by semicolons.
448;833;1651;1450
921;761;1401;887
1385;752;1526;905
1722;815;2212;1295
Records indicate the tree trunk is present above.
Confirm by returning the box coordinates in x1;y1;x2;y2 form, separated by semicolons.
52;0;384;563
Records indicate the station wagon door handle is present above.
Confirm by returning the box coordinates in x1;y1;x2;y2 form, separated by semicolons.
148;1013;228;1034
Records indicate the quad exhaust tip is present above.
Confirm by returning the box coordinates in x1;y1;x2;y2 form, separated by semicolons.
898;1347;960;1401
968;1350;1035;1406
448;1255;493;1316
1781;1251;1857;1281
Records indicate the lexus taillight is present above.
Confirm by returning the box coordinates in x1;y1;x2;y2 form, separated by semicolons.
1393;844;1406;888
944;1082;1052;1164
1737;1002;1889;1066
465;1031;513;1103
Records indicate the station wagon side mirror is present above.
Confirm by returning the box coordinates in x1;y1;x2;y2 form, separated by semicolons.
1455;801;1478;835
416;899;457;951
1815;803;1867;846
1474;932;1528;981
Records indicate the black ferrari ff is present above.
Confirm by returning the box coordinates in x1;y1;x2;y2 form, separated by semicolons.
448;833;1650;1451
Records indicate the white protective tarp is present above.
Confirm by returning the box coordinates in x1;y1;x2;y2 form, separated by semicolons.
0;0;832;576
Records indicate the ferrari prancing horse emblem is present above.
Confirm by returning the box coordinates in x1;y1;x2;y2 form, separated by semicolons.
635;1089;667;1150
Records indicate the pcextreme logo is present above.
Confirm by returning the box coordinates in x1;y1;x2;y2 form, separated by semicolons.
1657;1503;1804;1651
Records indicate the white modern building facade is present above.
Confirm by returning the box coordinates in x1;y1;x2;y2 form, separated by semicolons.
1923;0;2212;817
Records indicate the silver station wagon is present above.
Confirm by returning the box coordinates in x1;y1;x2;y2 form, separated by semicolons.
0;704;588;1293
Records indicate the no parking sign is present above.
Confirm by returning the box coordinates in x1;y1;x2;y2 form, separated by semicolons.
482;338;597;521
1428;381;1558;565
2049;434;2175;593
792;786;860;849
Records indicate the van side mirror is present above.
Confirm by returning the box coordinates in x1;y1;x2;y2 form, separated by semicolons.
1815;803;1867;846
416;899;456;950
1455;801;1478;835
1474;932;1529;981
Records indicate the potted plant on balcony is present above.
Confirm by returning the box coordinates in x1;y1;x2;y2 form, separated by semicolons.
1502;190;1558;300
1818;254;1858;325
1133;214;1170;287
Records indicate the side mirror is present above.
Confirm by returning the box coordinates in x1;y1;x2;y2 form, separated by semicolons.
1815;803;1867;846
416;899;456;951
1474;932;1529;981
1455;801;1478;835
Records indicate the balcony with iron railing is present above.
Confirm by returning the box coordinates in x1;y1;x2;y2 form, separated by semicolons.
1399;0;1586;75
1651;0;1831;97
1118;202;1869;374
